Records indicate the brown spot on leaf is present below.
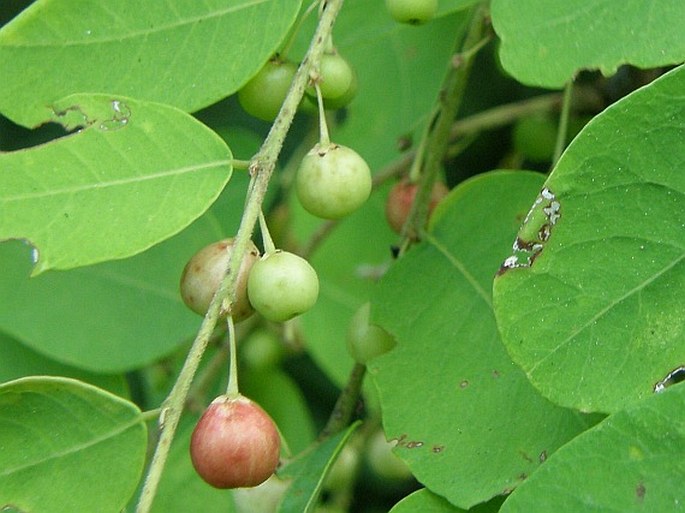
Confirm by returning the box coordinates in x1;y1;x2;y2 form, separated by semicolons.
636;482;646;501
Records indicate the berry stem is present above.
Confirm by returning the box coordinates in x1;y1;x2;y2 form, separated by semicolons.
135;2;346;511
320;362;366;439
315;83;331;146
552;80;573;167
259;209;277;255
401;3;490;247
225;316;240;399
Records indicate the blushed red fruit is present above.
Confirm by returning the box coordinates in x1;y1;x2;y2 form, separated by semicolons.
385;178;449;234
190;395;281;489
180;239;260;322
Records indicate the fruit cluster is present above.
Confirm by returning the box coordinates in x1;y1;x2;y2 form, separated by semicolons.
180;3;446;490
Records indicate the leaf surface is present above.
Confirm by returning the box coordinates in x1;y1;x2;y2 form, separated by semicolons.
500;384;685;513
0;93;232;273
0;0;301;126
370;171;600;508
277;423;360;513
0;331;127;396
493;65;685;413
491;0;685;88
0;376;146;513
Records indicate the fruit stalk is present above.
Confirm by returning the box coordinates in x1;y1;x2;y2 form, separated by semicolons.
320;362;366;439
135;2;346;511
402;3;490;246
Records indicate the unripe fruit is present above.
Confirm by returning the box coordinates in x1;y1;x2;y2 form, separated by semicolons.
296;143;372;220
512;114;558;162
190;395;281;489
238;57;297;121
385;0;438;25
347;303;396;364
180;239;260;322
315;50;355;101
366;430;412;481
385;178;449;234
241;330;285;371
247;251;319;322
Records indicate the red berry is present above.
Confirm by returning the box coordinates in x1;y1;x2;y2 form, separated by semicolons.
180;239;260;322
190;395;281;489
385;178;449;234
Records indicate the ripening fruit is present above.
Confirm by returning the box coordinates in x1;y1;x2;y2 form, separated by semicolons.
385;0;438;24
296;143;372;220
385;178;449;234
190;394;281;489
238;57;297;121
247;251;319;322
180;239;260;322
347;303;396;364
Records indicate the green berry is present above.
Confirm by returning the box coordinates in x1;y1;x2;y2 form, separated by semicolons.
241;330;285;371
180;239;260;322
512;114;558;162
385;0;438;24
247;251;319;322
238;57;297;121
347;303;396;364
295;143;372;220
313;50;355;101
190;395;281;489
366;429;412;481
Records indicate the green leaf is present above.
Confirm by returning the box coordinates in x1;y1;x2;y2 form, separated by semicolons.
493;66;685;413
0;93;232;273
0;167;253;372
390;489;503;513
0;331;127;396
370;171;600;508
491;0;685;88
0;0;302;127
390;489;467;513
277;422;360;513
500;384;685;513
0;376;147;513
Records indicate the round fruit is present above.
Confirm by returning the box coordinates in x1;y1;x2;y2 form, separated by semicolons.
385;0;438;24
366;430;412;481
247;251;319;322
238;57;297;121
313;50;355;101
241;330;285;371
385;178;449;234
347;303;396;364
190;394;281;489
180;239;260;322
512;114;558;162
295;143;372;220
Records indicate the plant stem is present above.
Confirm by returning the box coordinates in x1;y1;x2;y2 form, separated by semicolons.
315;83;331;146
225;316;239;398
552;80;573;167
402;4;490;246
135;2;346;511
259;210;277;254
320;362;366;439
